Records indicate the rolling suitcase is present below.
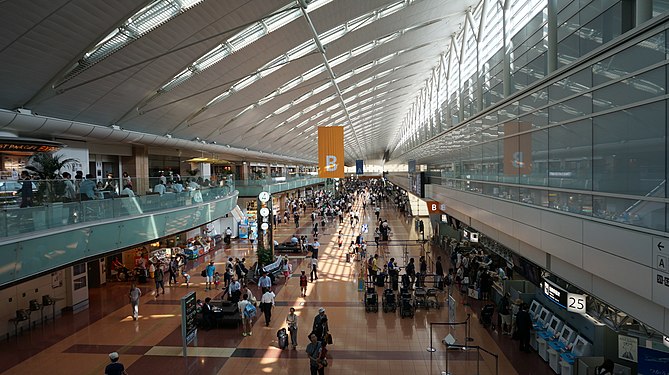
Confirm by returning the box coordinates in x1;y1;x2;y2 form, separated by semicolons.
375;274;385;287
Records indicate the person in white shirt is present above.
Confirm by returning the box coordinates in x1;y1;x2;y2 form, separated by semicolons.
129;283;141;320
153;181;166;196
61;172;77;202
173;180;184;193
187;179;200;190
260;289;276;326
286;307;298;349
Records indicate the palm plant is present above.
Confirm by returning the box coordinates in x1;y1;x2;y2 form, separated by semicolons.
25;152;79;204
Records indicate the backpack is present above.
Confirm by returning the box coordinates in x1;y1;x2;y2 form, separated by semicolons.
201;269;207;277
243;302;257;319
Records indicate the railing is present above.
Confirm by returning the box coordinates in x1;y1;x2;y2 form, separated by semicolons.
233;176;325;196
0;177;236;238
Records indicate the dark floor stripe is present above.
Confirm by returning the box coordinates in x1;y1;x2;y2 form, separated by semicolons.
63;344;152;355
230;347;482;361
274;301;360;307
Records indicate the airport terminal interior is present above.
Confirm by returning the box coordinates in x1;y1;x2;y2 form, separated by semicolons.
1;0;669;374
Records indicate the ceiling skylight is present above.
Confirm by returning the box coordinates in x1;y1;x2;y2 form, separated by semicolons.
55;0;206;87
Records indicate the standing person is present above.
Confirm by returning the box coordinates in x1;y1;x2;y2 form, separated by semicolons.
405;258;416;288
310;257;318;282
498;293;511;335
435;256;444;290
105;352;128;375
515;303;532;352
205;261;215;291
306;333;324;375
154;264;165;296
311;238;320;258
286;307;299;349
19;171;33;208
261;288;275;326
129;283;141;320
168;257;179;285
62;172;77;202
258;271;272;293
300;270;308;297
312;307;329;342
418;256;428;287
229;278;242;303
238;293;254;337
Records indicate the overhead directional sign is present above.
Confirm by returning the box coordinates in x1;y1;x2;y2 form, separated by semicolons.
356;160;364;174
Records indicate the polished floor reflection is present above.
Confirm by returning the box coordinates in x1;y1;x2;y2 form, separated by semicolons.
0;194;553;375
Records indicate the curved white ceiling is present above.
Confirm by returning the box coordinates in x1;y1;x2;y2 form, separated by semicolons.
0;0;478;164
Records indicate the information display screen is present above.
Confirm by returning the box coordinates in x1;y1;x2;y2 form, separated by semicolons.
181;291;197;345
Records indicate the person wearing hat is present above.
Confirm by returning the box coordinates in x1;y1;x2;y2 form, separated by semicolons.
105;352;128;375
312;307;329;342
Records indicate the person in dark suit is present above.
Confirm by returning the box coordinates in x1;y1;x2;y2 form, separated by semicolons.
201;297;215;330
515;303;532;352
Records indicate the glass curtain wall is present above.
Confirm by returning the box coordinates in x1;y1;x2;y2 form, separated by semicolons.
396;0;669;232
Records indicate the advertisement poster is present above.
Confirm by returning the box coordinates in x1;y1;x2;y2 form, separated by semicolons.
618;334;638;363
238;218;249;239
638;346;669;375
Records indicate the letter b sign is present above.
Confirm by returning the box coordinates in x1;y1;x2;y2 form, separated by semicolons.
325;155;338;171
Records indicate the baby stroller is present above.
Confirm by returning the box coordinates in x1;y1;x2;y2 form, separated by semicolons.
480;303;495;329
365;287;379;312
399;289;414;318
382;289;397;313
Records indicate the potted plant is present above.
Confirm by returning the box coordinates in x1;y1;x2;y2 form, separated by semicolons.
25;152;79;205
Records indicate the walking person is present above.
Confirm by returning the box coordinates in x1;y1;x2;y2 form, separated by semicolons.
312;307;329;342
168;257;178;285
286;307;299;349
310;257;318;282
300;270;308;297
238;294;255;337
306;333;324;375
261;288;275;326
105;352;128;375
258;271;272;293
129;283;141;320
154;264;165;296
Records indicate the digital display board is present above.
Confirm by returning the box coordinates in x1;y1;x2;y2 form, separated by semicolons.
181;291;197;356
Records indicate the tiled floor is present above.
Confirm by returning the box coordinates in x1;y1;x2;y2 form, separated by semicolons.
0;192;555;374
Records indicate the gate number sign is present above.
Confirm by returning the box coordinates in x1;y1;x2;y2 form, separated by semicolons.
567;293;586;314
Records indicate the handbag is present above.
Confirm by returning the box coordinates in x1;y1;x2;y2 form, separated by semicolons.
326;332;333;345
319;358;328;367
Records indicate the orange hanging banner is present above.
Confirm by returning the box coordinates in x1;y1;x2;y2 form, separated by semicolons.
318;126;344;178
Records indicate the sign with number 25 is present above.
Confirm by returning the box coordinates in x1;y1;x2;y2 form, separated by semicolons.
567;293;587;314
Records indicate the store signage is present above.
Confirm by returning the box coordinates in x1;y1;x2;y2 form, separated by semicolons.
0;138;64;153
260;222;269;231
542;279;568;307
258;191;270;203
567;293;587;314
663;336;669;349
259;207;269;217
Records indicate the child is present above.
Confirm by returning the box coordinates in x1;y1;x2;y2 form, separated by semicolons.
337;231;343;249
182;271;191;287
214;272;221;290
